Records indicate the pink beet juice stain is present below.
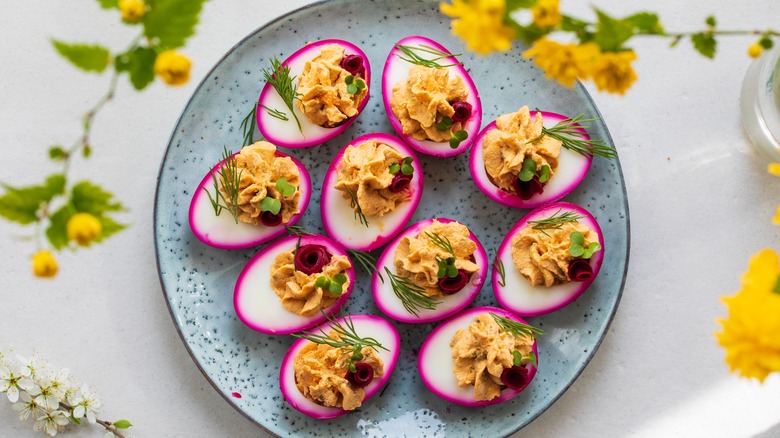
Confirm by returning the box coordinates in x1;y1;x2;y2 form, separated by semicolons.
232;392;242;399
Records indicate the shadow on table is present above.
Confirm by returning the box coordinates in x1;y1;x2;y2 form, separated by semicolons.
752;422;780;438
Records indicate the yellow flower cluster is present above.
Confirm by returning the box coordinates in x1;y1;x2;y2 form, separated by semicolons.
154;50;192;86
67;213;102;246
716;249;780;382
523;38;638;95
119;0;146;23
440;0;516;55
32;250;58;278
531;0;562;29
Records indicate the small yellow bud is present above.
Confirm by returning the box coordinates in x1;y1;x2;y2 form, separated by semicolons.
32;250;58;278
66;213;102;246
748;42;763;59
154;51;192;86
118;0;146;23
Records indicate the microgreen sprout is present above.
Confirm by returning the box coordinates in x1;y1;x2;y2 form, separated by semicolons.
436;116;453;132
528;208;584;237
395;44;462;69
276;177;296;197
436;256;459;279
389;157;414;175
261;104;289;122
449;129;468;149
345;187;369;228
315;273;349;296
240;103;258;146
518;158;537;182
528;114;617;159
258;196;281;215
262;56;302;133
344;75;367;95
490;312;544;338
347;249;384;283
539;165;551;183
385;267;441;316
204;146;243;224
569;231;601;259
493;252;507;287
513;349;538;367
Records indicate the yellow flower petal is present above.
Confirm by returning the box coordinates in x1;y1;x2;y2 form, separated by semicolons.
66;213;102;246
522;38;600;88
154;50;192;86
440;0;515;55
768;163;780;176
32;250;58;279
591;50;638;95
532;0;562;29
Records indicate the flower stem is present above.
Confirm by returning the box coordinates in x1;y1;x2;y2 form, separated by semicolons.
59;402;127;438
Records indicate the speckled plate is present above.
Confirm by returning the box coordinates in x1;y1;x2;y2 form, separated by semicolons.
153;1;630;437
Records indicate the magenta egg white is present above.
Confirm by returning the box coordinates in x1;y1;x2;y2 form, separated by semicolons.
188;152;311;249
279;314;400;419
493;202;604;317
382;35;482;157
469;111;592;209
233;234;354;335
371;218;487;324
418;306;538;407
320;133;423;251
256;39;371;148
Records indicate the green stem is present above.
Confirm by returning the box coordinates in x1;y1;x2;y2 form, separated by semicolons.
59;402;127;438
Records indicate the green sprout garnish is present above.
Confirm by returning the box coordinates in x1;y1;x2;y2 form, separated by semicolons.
315;273;349;296
276;177;296;197
395;44;462;69
539;165;551;183
203;146;243;224
490;312;544;338
347;249;384;283
513;349;538;367
528;114;616;159
258;196;281;215
389;157;414;176
345;187;369;228
528;208;584;237
518;158;537;182
426;231;459;279
261;104;289;122
436;116;453;132
293;312;388;372
493;252;507;288
385;267;441;316
344;75;367;95
262;56;302;133
569;231;601;259
449;129;468;149
240;103;257;146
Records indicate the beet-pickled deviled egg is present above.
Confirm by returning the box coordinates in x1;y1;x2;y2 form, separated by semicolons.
280;313;400;419
321;133;423;251
493;202;604;317
234;233;355;334
189;141;311;249
257;39;371;148
470;107;616;209
372;218;488;323
418;306;541;406
382;36;481;157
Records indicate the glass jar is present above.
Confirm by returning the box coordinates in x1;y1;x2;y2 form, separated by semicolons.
740;45;780;162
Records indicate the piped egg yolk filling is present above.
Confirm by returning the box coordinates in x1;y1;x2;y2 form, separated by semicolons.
270;249;351;316
393;220;479;298
450;313;533;401
220;141;301;225
333;139;410;217
511;221;597;287
294;336;384;411
482;106;562;192
390;65;468;142
296;44;367;128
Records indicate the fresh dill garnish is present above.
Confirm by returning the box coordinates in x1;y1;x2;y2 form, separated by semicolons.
426;231;458;279
385;267;441;316
395;44;462;69
527;208;584;237
490;312;544;338
260;104;289;121
493;252;507;288
239;103;258;146
286;225;313;236
293;312;388;371
261;56;302;133
203;146;243;224
528;114;616;159
347;249;384;283
345;187;369;228
425;231;455;257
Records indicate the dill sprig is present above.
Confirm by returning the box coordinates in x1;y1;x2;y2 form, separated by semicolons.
261;56;302;133
425;231;455;257
345;187;369;228
395;44;462;69
293;312;388;371
203;146;243;224
493;252;507;288
260;104;289;122
385;267;441;316
527;208;584;237
286;225;313;236
528;114;616;159
490;312;544;338
347;249;384;283
239;103;257;146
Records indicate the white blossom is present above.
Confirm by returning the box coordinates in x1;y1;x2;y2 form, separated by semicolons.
17;354;41;380
0;365;35;403
33;409;69;437
71;384;101;424
28;378;62;410
12;391;44;422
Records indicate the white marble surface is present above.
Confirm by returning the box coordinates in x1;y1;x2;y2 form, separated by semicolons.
2;1;779;437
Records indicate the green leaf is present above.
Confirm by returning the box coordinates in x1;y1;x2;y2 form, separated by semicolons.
315;276;329;289
82;145;92;158
46;206;72;250
626;12;662;34
527;351;537;366
518;169;534;182
143;0;206;49
355;79;366;91
95;215;127;242
569;245;584;257
582;242;601;259
512;350;522;366
344;75;354;85
561;15;590;34
508;21;549;45
275;178;296;197
691;33;717;59
48;146;68;160
570;231;585;245
773;276;780;295
328;281;343;295
436;116;453;132
0;175;66;224
333;273;347;285
400;163;414;175
705;16;717;28
258;197;281;215
51;40;111;73
112;419;132;429
96;0;118;9
71;181;123;215
115;46;157;90
347;83;358;94
593;9;635;52
446;265;458;278
539;165;550;183
505;0;536;12
389;163;400;174
760;37;774;49
454;130;468;141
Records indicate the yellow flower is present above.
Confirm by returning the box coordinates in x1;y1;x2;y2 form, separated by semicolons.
532;0;562;29
715;249;780;382
748;42;763;59
32;250;58;278
771;164;780;224
118;0;146;23
154;51;192;86
440;0;516;55
590;50;638;95
522;38;600;88
66;213;102;246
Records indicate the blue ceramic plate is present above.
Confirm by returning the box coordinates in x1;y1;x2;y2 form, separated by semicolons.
154;1;630;436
